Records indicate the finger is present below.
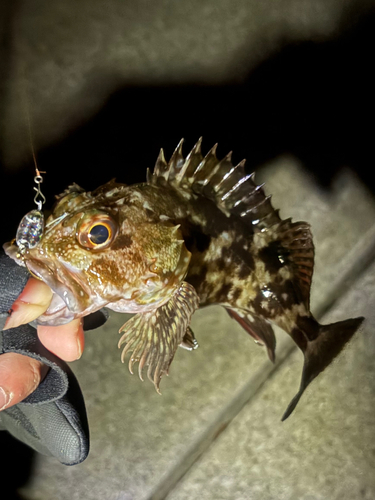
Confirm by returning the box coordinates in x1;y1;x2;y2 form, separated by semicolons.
3;278;53;330
37;318;85;362
0;353;48;411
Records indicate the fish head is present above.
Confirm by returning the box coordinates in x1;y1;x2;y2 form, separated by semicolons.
5;181;191;325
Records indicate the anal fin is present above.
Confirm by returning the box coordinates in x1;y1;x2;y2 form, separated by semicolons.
118;282;199;392
226;308;276;363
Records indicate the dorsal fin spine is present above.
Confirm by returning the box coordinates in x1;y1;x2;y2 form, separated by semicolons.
154;149;167;178
240;194;272;216
167;139;185;181
195;144;218;176
149;138;281;229
221;174;253;202
175;137;203;184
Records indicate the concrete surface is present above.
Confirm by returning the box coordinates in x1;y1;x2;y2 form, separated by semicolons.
169;263;375;500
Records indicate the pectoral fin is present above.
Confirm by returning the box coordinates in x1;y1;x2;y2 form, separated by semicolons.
118;282;199;392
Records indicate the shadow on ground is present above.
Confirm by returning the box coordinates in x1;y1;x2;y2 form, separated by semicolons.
0;432;34;500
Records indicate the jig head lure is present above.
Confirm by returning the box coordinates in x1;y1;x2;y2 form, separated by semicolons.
16;167;46;256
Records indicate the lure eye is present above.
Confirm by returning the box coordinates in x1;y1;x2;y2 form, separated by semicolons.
77;213;117;250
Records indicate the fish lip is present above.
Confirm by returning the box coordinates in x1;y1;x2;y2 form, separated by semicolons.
5;241;107;325
3;241;26;267
3;242;84;315
24;256;90;317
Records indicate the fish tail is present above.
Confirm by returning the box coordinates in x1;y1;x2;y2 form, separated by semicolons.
282;315;364;421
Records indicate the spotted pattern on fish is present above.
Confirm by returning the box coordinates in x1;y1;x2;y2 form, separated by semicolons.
4;138;364;420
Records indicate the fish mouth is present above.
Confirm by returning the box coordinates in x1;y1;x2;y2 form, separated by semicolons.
4;241;107;326
24;256;94;326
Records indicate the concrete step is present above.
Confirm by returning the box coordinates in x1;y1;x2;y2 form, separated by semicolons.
168;256;375;500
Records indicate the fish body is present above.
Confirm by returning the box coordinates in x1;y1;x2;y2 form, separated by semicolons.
4;139;364;418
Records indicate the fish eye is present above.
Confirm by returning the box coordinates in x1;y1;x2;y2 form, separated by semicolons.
77;212;117;250
88;223;110;245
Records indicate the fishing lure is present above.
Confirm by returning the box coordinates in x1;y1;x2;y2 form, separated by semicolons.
16;168;46;255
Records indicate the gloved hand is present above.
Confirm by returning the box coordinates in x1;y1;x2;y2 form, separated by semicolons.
0;251;108;465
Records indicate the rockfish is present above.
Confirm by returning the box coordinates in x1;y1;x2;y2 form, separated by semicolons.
4;138;364;419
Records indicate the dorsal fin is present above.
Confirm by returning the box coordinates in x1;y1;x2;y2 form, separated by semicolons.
276;219;315;309
148;138;281;230
56;182;85;200
148;138;315;306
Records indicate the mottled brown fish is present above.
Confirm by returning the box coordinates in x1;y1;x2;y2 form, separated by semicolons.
4;138;364;419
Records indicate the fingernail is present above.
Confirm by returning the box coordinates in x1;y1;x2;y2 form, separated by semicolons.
76;339;82;359
0;387;13;411
76;321;84;360
18;279;53;307
4;303;48;330
3;279;53;330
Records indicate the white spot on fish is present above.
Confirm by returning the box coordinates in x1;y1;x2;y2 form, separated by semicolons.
254;260;271;284
261;288;273;299
253;233;269;249
105;189;118;198
260;300;269;310
247;313;254;322
221;231;231;242
143;200;153;211
278;267;291;280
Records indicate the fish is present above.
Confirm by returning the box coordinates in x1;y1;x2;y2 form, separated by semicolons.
4;138;364;419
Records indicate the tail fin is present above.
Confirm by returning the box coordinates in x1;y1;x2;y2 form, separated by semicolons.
281;316;364;421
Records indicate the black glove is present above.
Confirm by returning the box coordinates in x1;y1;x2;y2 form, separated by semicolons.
0;251;108;465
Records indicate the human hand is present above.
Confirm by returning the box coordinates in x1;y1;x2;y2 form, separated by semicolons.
0;250;106;464
0;278;85;412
